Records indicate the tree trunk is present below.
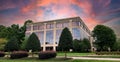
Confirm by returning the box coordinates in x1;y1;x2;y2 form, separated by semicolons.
65;51;67;58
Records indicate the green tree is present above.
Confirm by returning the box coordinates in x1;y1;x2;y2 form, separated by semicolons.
0;38;7;50
4;36;20;52
73;38;91;52
112;38;120;51
58;27;73;58
25;32;41;52
0;25;8;38
21;37;28;50
73;39;81;52
93;25;116;51
19;20;33;42
81;38;91;52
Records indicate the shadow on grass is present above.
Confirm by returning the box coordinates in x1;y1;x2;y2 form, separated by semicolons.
0;57;72;62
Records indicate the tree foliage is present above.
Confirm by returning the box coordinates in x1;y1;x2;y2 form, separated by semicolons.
0;20;33;51
73;38;91;52
4;36;20;52
25;33;41;52
92;25;116;51
58;27;73;51
21;37;28;50
73;39;81;52
112;38;120;51
0;38;7;50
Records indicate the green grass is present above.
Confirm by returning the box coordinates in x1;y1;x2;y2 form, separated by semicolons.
57;52;94;56
0;52;120;62
0;57;119;62
83;55;120;58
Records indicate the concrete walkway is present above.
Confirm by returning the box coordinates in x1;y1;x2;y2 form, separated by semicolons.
72;57;120;61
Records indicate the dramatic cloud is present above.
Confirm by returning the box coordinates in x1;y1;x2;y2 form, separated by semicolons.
0;0;120;37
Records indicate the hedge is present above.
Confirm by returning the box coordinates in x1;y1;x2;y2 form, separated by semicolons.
10;51;28;59
38;51;57;59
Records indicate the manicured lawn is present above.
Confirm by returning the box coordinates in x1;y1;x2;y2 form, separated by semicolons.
57;52;94;57
82;55;120;58
57;52;120;58
0;52;120;62
0;57;120;62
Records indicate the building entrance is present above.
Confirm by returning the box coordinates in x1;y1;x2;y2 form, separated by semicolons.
46;47;53;51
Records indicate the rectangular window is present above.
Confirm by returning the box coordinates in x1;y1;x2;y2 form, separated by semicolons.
38;25;44;30
56;23;62;28
46;30;53;44
46;24;53;29
56;30;62;44
72;21;79;26
63;22;69;28
72;28;81;39
39;31;44;44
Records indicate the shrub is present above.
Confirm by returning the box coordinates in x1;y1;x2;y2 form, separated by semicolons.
38;51;57;59
0;51;5;57
10;51;28;59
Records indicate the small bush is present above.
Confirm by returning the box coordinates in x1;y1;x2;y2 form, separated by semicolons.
38;51;57;59
10;51;28;59
0;51;5;57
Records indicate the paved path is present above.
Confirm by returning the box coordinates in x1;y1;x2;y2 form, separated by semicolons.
72;57;120;61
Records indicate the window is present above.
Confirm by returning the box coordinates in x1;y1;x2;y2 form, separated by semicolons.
63;22;69;28
56;30;62;44
46;30;53;44
72;21;79;26
46;23;53;29
38;25;44;30
39;31;44;44
72;28;81;39
56;23;62;28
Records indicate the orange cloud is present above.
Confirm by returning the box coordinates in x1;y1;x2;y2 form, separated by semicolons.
21;1;36;13
19;0;112;30
37;0;58;7
82;17;99;30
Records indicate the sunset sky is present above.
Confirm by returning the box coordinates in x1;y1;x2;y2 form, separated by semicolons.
0;0;120;38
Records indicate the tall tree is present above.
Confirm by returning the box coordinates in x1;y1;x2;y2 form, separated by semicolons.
58;27;73;58
4;36;20;52
93;25;116;51
25;32;41;52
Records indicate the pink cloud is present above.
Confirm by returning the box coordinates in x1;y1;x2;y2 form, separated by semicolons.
2;0;113;31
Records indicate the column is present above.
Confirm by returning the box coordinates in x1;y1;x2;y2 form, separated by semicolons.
69;20;72;33
89;36;93;52
53;22;56;51
31;24;33;34
43;23;46;51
